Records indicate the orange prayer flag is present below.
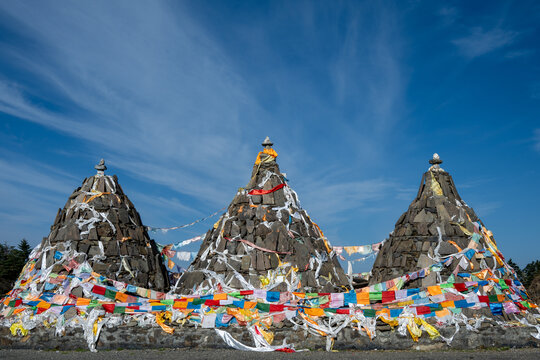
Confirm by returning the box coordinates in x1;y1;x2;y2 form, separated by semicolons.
214;293;227;301
76;298;91;306
37;301;51;309
427;285;442;296
173;301;187;309
244;301;257;309
115;292;128;303
357;292;370;305
435;308;451;318
441;300;454;308
304;308;325;317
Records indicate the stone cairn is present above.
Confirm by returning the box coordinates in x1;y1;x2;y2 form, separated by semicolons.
370;154;513;289
175;137;349;294
34;159;169;292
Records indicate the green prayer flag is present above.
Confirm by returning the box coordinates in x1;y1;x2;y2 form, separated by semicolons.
363;309;376;317
104;289;116;300
256;303;270;312
113;306;125;314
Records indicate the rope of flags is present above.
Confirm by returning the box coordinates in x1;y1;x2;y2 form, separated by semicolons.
146;206;227;233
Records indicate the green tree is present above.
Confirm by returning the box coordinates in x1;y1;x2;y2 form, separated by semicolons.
18;239;31;259
0;239;33;295
522;260;540;288
508;258;524;282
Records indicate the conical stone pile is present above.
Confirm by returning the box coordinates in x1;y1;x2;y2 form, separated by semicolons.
370;154;512;288
176;137;349;294
34;160;169;292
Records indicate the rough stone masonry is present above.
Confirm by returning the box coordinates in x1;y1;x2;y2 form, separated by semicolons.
34;159;169;292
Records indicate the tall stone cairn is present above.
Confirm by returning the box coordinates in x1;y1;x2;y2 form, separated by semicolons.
175;137;349;294
35;160;169;292
370;154;511;288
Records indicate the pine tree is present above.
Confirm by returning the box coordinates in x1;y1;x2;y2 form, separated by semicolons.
0;239;34;295
18;239;31;260
508;259;524;282
522;260;540;288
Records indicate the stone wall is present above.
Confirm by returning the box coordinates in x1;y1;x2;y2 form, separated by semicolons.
1;322;539;351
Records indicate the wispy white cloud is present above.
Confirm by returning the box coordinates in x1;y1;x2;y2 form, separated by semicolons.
438;6;458;26
0;151;78;194
0;1;409;245
472;201;502;217
534;129;540;152
0;151;77;244
452;27;518;58
531;84;540;100
297;174;398;223
330;3;405;135
0;1;258;204
458;177;496;189
505;49;534;59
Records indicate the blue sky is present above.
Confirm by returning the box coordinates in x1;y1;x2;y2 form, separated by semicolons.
0;1;539;272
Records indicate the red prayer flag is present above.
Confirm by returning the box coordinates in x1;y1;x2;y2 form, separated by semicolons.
92;285;106;296
478;296;489;303
102;303;115;313
382;291;396;303
248;183;286;195
415;306;432;315
453;283;467;292
269;304;285;312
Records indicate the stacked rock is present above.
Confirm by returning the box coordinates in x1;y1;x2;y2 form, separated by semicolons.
370;154;512;288
175;137;349;294
34;159;169;292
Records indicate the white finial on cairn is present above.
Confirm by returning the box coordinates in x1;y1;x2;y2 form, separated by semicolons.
428;153;444;172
